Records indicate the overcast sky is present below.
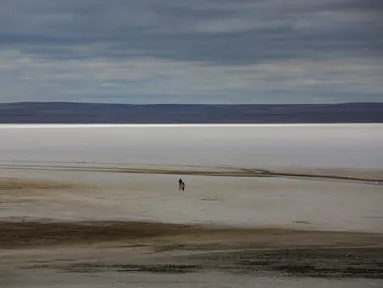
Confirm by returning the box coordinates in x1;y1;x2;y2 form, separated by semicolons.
0;0;382;104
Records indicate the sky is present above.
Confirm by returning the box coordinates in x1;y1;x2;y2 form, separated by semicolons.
0;0;382;104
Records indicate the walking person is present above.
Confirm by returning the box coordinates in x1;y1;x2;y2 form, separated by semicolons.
178;178;183;190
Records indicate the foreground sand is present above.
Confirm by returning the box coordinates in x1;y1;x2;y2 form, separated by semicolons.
1;165;383;287
1;220;383;282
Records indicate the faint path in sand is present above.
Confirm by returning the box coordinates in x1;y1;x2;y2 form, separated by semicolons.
1;163;382;183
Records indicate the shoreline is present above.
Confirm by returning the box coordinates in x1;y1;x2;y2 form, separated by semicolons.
1;123;383;128
1;163;382;183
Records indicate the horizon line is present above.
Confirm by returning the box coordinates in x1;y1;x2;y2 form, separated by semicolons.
1;123;382;128
1;101;382;106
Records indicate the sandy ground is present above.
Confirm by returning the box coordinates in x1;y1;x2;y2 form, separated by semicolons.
1;165;383;287
1;165;382;231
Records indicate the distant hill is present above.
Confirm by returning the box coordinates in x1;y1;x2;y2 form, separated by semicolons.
0;102;382;123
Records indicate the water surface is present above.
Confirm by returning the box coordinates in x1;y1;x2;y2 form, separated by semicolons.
0;124;382;169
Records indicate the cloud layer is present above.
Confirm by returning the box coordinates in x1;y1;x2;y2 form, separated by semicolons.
0;0;382;103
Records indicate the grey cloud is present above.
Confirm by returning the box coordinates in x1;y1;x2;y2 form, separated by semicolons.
0;0;381;64
0;0;381;104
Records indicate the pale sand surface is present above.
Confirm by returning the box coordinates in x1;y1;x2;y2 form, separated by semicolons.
1;166;382;231
1;165;383;287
